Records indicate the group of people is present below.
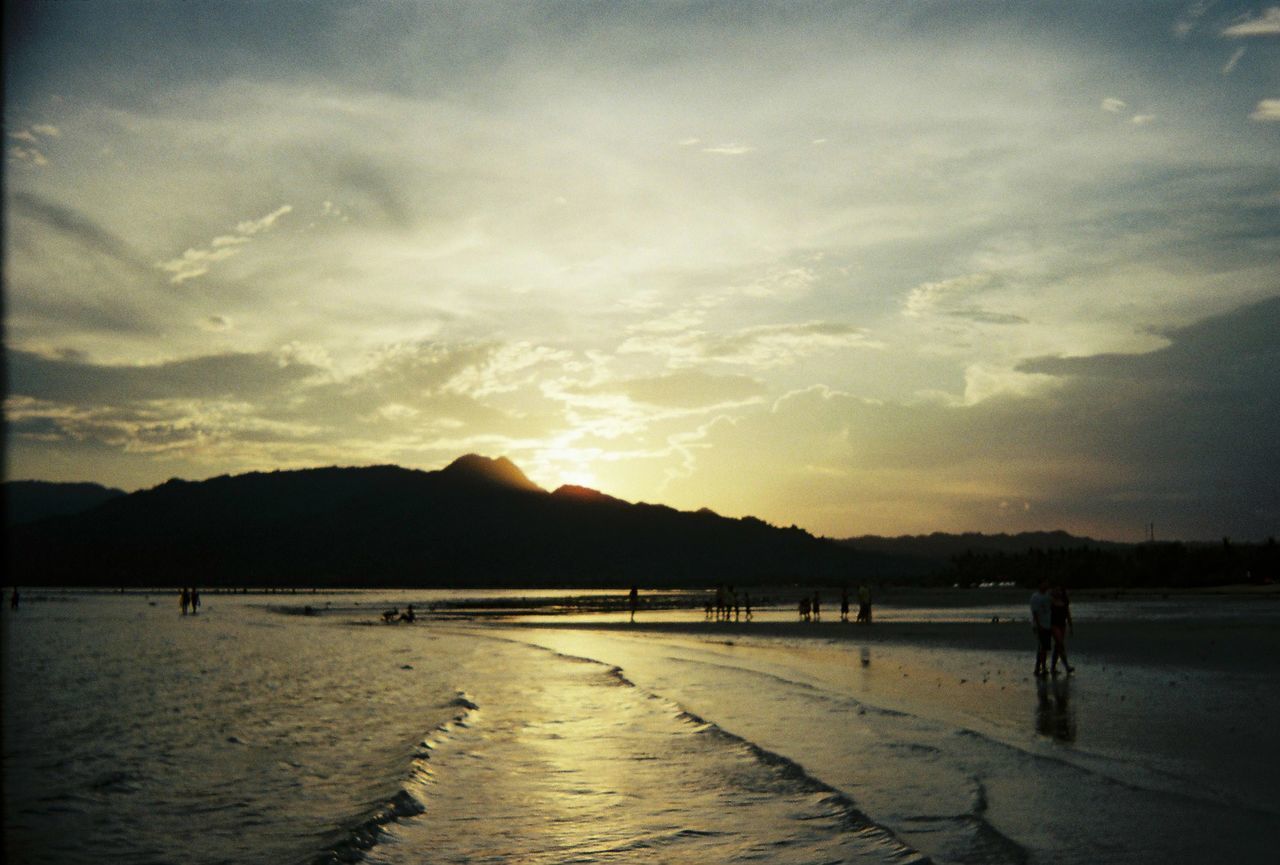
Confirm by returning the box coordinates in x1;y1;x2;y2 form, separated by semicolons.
704;585;752;622
179;587;201;615
1030;580;1073;676
801;585;872;623
381;604;417;623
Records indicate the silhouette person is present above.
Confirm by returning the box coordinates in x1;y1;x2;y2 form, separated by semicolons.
628;586;638;622
799;596;811;622
400;604;416;623
743;591;752;621
10;587;18;610
857;584;872;623
180;587;190;615
840;586;850;622
1030;580;1052;676
812;592;821;622
190;587;201;615
1050;583;1074;674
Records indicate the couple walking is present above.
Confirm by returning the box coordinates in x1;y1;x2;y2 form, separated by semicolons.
1030;580;1073;676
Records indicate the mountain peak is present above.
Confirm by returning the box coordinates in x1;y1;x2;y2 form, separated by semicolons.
440;454;544;493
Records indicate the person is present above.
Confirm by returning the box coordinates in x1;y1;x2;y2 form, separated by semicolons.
1050;583;1074;674
812;592;821;622
799;595;810;622
400;604;416;623
10;587;19;610
180;587;190;615
628;586;639;623
1030;580;1053;676
382;607;399;623
190;587;201;615
840;586;850;622
857;584;872;623
743;591;752;622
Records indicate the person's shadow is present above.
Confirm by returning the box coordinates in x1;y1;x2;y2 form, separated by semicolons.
1035;676;1077;743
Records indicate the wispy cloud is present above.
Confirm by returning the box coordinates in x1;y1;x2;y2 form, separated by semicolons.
903;273;1025;324
1101;97;1127;113
1221;7;1280;36
1174;2;1212;38
702;143;753;155
157;205;293;284
1222;47;1246;74
1249;98;1280;120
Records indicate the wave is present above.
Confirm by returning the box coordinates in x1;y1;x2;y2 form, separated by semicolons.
308;691;479;865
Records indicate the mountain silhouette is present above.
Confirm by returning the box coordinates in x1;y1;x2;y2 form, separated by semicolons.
3;480;127;527
6;455;890;588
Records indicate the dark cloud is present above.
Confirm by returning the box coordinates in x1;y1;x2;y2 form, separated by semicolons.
7;350;323;405
10;192;149;270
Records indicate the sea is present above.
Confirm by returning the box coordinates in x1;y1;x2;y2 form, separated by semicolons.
3;589;1277;865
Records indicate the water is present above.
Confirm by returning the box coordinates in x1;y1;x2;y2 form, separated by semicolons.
3;591;1277;864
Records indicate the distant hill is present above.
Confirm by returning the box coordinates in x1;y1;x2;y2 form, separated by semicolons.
6;455;899;589
3;481;127;527
838;531;1129;569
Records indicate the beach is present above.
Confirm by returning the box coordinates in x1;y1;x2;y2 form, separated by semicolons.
3;589;1278;864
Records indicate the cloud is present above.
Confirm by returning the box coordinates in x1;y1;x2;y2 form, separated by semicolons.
1101;97;1128;113
903;273;1025;324
156;204;293;284
1131;114;1157;125
7;349;324;405
1249;98;1280;121
664;297;1280;538
620;321;882;369
8;146;48;166
702;143;753;155
1221;7;1280;36
31;124;61;138
600;371;765;409
11;192;147;268
236;205;293;235
701;322;883;367
1174;2;1211;37
1222;47;1246;75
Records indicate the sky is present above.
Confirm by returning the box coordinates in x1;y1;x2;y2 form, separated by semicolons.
4;1;1278;542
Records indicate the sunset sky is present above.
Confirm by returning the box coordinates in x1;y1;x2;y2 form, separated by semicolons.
5;1;1278;541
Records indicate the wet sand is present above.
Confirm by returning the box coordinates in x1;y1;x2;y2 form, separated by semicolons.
488;613;1280;834
493;614;1280;673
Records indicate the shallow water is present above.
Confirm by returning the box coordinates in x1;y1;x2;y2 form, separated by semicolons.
3;591;1277;864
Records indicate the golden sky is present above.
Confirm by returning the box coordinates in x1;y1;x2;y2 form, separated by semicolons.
5;2;1279;541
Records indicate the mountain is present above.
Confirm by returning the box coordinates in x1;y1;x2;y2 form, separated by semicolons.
3;481;127;527
837;531;1129;568
6;455;890;589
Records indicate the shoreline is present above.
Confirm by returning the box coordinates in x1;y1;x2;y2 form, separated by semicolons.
487;616;1280;674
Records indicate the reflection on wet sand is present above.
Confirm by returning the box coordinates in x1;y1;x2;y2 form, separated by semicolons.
1035;675;1076;742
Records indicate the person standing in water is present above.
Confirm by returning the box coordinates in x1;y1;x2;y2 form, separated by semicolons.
180;587;190;615
628;586;639;623
856;584;872;623
10;587;19;610
1050;582;1074;674
1030;580;1053;676
190;587;201;615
